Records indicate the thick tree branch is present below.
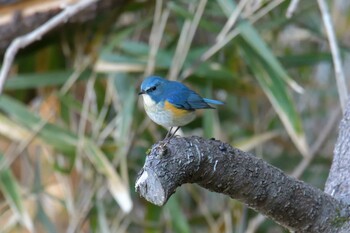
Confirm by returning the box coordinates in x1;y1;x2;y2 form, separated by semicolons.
135;136;350;232
326;99;350;200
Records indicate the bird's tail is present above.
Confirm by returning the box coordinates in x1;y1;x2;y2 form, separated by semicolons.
203;98;224;105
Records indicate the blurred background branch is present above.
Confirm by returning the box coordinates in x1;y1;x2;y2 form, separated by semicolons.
0;0;126;54
317;0;348;112
0;0;101;94
286;0;300;18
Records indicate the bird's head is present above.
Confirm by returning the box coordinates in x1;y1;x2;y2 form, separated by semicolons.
139;76;168;105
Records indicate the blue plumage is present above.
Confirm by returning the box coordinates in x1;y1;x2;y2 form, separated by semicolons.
140;76;223;110
203;98;224;106
139;76;223;135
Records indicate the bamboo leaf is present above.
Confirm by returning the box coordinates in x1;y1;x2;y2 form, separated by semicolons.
84;141;133;213
239;39;310;156
0;153;33;232
0;95;132;212
238;21;303;93
4;70;92;90
234;131;279;151
166;196;191;233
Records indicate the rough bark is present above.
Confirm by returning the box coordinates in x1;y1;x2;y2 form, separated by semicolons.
325;100;350;201
323;99;350;232
135;137;350;232
0;0;128;54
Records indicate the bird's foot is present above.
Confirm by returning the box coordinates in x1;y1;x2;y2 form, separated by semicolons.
154;132;181;158
155;141;168;158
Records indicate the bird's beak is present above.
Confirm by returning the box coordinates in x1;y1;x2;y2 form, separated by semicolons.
138;90;145;95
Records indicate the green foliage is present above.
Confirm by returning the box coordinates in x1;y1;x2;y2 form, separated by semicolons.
0;0;345;232
0;153;33;232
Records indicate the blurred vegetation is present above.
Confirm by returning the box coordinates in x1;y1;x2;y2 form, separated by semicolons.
0;0;349;232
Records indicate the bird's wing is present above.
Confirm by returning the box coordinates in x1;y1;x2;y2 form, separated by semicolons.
167;90;213;110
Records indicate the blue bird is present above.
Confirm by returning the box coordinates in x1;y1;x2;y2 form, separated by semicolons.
139;76;223;139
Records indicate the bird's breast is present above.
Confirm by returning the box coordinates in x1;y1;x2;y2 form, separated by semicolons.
141;97;195;128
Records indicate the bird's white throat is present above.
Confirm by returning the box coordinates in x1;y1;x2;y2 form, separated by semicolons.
142;94;156;108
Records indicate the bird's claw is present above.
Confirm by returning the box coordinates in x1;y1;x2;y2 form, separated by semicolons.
155;142;168;158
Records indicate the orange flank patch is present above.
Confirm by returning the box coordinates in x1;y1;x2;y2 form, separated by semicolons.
164;101;191;117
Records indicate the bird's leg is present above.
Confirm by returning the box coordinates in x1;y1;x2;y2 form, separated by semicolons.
158;127;173;154
164;127;173;139
158;127;181;155
161;127;180;144
165;127;180;141
172;127;180;137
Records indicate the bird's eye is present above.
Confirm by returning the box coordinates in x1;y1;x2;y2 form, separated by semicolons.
148;86;157;92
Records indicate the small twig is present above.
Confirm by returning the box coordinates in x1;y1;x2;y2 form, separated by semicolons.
60;58;90;95
0;0;98;94
286;0;300;18
216;0;249;42
242;0;263;17
0;116;48;172
168;4;193;81
318;0;348;112
66;179;100;233
182;0;284;79
76;74;97;160
168;0;207;81
248;0;284;24
144;0;169;77
246;214;266;233
92;79;113;140
187;186;218;233
292;107;341;178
